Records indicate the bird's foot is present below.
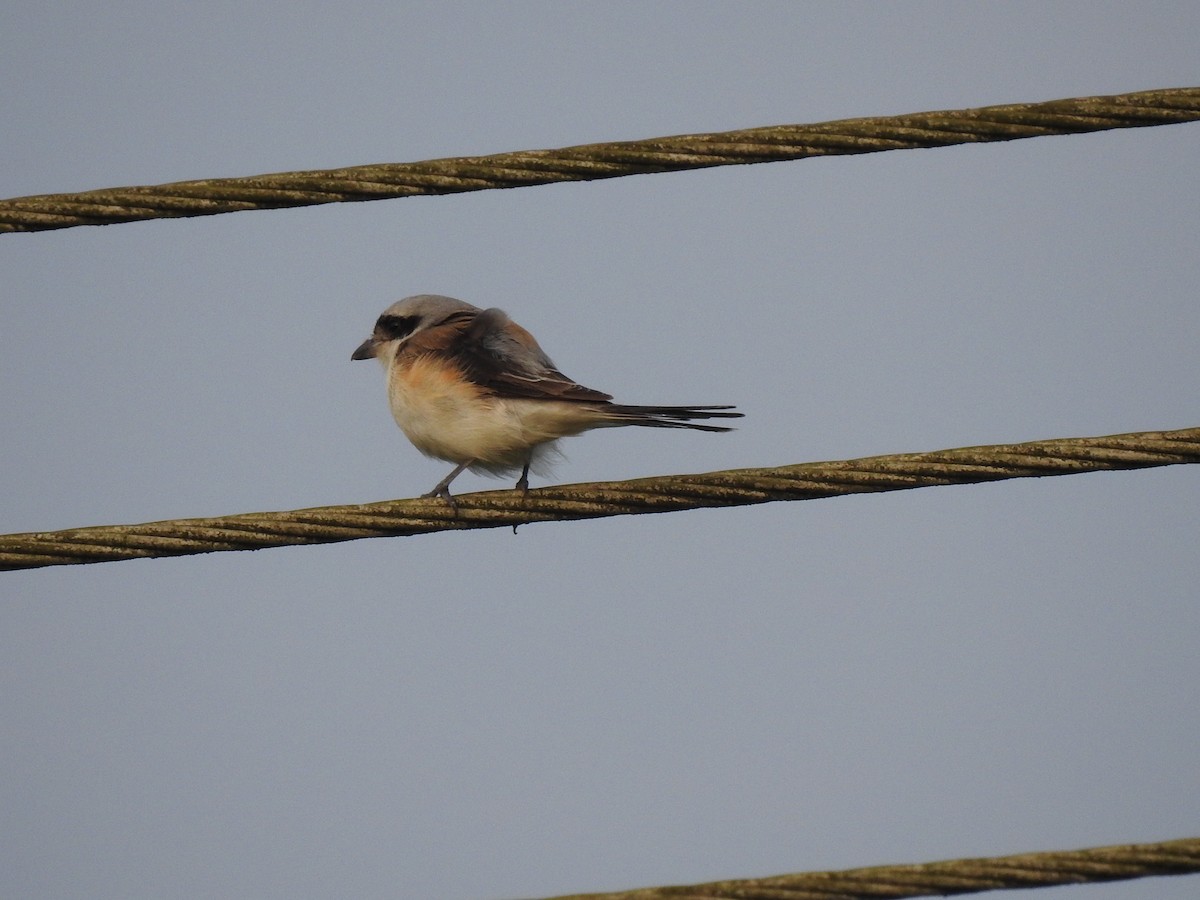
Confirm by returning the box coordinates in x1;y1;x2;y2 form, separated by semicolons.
514;459;531;497
423;461;472;515
421;484;459;515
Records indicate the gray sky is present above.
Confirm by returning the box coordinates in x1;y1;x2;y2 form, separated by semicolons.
2;3;1198;899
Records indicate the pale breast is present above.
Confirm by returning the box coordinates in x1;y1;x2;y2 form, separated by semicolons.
387;355;607;468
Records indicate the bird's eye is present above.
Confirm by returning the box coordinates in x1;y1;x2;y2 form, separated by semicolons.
376;315;420;340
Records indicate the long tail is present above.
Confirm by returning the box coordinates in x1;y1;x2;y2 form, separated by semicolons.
602;404;742;433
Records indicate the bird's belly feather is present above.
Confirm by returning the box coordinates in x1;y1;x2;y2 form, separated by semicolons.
387;357;600;471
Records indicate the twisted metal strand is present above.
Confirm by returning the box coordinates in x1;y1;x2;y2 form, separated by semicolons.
2;426;1196;571
2;87;1197;233
541;836;1200;900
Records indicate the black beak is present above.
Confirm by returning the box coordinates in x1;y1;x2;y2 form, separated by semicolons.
351;337;378;361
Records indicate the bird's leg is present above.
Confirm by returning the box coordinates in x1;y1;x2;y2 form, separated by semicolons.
423;460;473;512
514;457;531;495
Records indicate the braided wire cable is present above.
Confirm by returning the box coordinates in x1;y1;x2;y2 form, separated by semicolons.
540;836;1200;900
2;87;1197;233
3;425;1196;571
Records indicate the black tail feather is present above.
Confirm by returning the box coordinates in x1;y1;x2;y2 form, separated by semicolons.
604;404;743;433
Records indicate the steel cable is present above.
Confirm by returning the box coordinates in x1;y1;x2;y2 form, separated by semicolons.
3;426;1196;571
2;87;1197;233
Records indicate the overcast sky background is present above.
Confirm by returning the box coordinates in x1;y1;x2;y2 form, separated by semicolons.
2;4;1198;899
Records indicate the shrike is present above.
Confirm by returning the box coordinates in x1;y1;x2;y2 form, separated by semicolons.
352;294;742;503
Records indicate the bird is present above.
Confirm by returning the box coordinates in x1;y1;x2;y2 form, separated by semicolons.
352;294;742;505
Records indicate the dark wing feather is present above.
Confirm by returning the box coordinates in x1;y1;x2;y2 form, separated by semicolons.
451;308;613;402
401;308;742;428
